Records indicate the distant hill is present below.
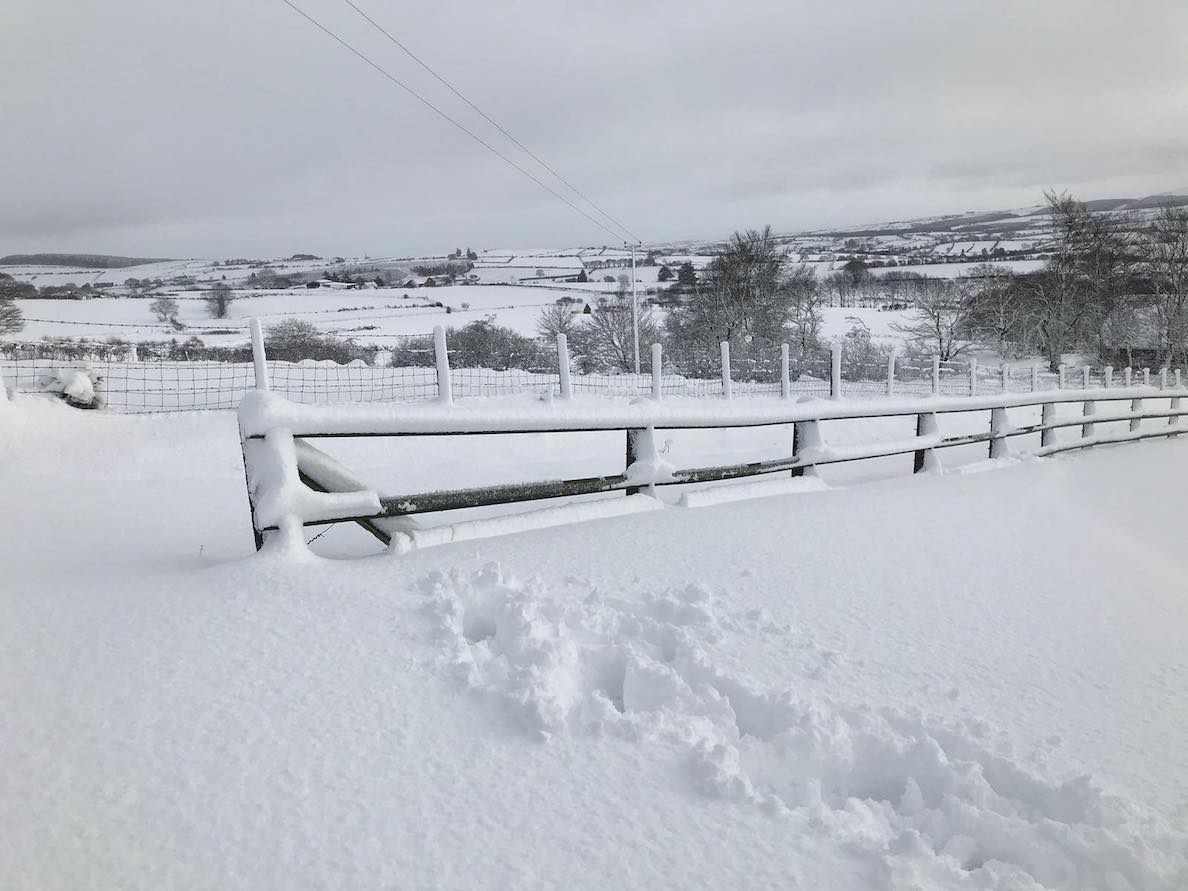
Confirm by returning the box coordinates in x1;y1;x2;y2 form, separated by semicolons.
0;253;170;268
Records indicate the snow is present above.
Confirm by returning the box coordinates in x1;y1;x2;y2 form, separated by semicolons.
2;398;1188;889
236;384;1184;439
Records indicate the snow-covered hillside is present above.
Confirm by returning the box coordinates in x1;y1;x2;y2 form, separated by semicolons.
2;397;1186;889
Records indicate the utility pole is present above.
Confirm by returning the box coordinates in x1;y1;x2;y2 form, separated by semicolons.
629;241;641;374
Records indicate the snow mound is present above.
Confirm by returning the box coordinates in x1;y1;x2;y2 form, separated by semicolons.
420;565;1188;890
40;367;101;407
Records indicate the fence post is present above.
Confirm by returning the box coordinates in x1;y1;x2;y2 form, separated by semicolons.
1000;364;1009;394
250;317;270;391
886;351;896;397
1176;370;1182;389
989;406;1010;459
557;333;572;400
1082;365;1090;389
931;356;941;396
651;343;663;400
793;419;821;478
625;428;641;496
1082;397;1096;439
1031;364;1039;392
1159;368;1168;391
914;411;940;473
830;342;842;400
434;325;452;405
720;341;732;400
1040;402;1056;449
1104;366;1113;388
969;357;978;396
1057;364;1067;390
1143;368;1151;387
1171;387;1182;436
1123;367;1132;388
780;343;790;400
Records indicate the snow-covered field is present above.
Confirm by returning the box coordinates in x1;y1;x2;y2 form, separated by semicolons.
6;282;913;349
2;394;1187;889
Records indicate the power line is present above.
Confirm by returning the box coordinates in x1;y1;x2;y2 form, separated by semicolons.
278;0;629;244
338;0;641;244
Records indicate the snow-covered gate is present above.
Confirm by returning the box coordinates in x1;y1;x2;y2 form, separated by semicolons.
236;326;1188;553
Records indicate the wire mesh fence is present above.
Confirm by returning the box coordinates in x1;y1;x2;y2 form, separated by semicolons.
2;343;1185;414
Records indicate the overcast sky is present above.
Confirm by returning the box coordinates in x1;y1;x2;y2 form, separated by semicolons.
3;0;1186;258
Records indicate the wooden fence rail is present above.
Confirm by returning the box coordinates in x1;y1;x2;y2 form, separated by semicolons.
238;382;1188;553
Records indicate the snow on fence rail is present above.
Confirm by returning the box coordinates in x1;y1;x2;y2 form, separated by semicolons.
3;321;1185;412
238;350;1188;554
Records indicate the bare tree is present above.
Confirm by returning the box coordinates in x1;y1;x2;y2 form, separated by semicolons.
1141;204;1188;367
963;265;1023;356
0;298;24;335
585;295;659;372
536;301;584;341
1040;191;1135;363
204;282;236;319
150;296;181;325
663;226;823;377
891;278;975;361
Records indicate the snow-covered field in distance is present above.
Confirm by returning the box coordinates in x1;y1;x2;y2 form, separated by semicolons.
2;396;1187;889
5;283;914;347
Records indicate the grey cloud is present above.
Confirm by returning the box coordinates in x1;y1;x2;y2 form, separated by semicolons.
2;0;1186;256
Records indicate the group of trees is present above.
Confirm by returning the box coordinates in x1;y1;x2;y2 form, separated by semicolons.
889;194;1188;370
661;227;824;378
520;229;827;379
0;273;26;334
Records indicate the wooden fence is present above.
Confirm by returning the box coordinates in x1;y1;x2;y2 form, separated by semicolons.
237;318;1187;553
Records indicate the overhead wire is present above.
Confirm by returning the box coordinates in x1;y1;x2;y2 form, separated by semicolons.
278;0;631;244
338;0;641;244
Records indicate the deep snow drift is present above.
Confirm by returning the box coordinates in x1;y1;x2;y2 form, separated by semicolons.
2;398;1187;890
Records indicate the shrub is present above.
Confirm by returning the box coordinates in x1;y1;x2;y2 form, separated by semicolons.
264;319;377;364
204;282;236;318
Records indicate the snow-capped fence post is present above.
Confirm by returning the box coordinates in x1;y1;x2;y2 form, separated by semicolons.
792;419;822;478
1082;365;1091;389
1104;366;1113;388
1082;397;1096;439
720;341;732;400
651;343;663;400
556;333;572;400
913;411;940;473
1143;368;1151;388
1159;368;1168;390
1057;364;1067;390
1030;364;1039;392
780;343;790;400
1000;364;1009;394
969;357;978;396
625;427;644;496
1040;402;1056;448
1130;394;1143;433
1171;386;1182;436
830;342;842;400
931;356;941;395
250;318;270;391
434;326;452;405
886;351;896;396
1123;367;1132;388
989;406;1011;459
1176;369;1182;389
